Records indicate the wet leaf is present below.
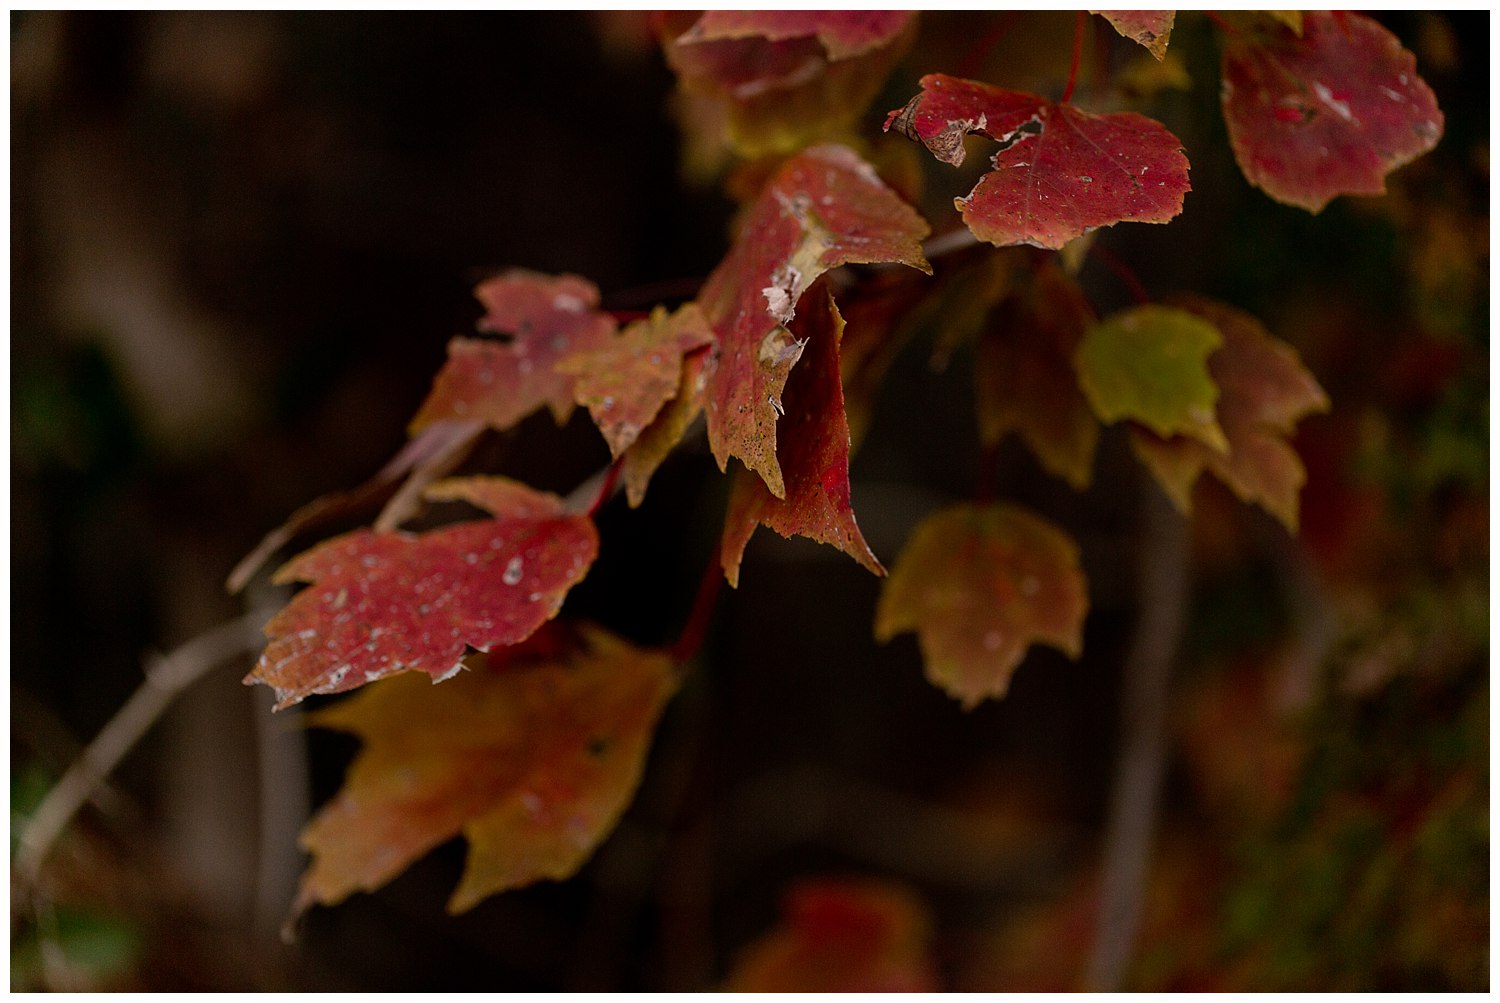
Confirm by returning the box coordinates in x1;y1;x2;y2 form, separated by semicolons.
720;288;883;587
409;271;616;434
1092;11;1176;60
886;74;1190;249
1221;11;1443;212
662;12;916;159
247;477;598;710
1075;304;1227;450
293;623;676;916
724;878;939;992
557;303;715;457
700;143;929;498
976;260;1101;490
1129;296;1330;529
876;502;1088;708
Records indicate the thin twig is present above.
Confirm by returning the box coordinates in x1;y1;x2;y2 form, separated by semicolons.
14;608;276;891
1086;479;1188;990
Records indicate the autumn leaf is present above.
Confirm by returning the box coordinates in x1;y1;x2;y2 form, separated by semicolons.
720;287;883;588
1091;10;1176;60
876;503;1088;709
700;143;929;499
293;622;676;917
662;12;916;161
677;11;914;61
1074;304;1227;450
976;260;1101;490
618;345;713;508
724;878;939;992
409;271;616;435
247;477;598;710
886;74;1190;249
1128;296;1330;530
1221;11;1443;213
557;303;715;458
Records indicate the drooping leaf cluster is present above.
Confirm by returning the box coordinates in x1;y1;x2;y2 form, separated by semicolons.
230;10;1445;925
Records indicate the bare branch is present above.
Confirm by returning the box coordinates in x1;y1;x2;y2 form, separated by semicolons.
14;608;276;891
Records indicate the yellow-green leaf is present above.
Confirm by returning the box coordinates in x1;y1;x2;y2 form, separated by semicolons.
1075;304;1227;450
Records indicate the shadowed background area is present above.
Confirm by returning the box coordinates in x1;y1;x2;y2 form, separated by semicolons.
11;11;1488;991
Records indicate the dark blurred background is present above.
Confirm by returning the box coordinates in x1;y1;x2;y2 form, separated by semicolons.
11;11;1488;990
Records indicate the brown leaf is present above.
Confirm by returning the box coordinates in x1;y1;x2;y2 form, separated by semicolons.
557;303;715;457
1091;11;1176;60
876;502;1088;708
976;260;1101;489
293;622;676;916
1128;296;1330;529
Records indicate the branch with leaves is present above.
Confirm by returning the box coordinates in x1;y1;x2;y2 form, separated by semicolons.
185;9;1445;981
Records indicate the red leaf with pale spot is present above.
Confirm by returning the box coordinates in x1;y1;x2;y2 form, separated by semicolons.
409;271;616;434
247;477;598;710
557;303;715;457
679;11;915;60
1128;296;1330;530
876;502;1088;709
725;878;940;992
886;74;1190;249
1221;12;1443;212
700;144;929;498
293;622;676;917
1092;11;1175;60
720;288;882;588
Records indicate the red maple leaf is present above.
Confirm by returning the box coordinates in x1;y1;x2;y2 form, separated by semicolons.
887;73;1190;249
410;271;616;434
247;477;598;709
1221;11;1443;212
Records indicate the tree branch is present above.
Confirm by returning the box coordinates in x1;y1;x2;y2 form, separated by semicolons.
14;608;276;892
1086;478;1188;990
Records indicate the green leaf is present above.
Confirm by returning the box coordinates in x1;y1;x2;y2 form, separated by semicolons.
1075;304;1227;450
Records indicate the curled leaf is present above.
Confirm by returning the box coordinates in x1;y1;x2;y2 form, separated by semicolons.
876;503;1088;709
293;623;676;917
247;477;597;710
700;144;929;498
720;288;883;587
886;74;1190;249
